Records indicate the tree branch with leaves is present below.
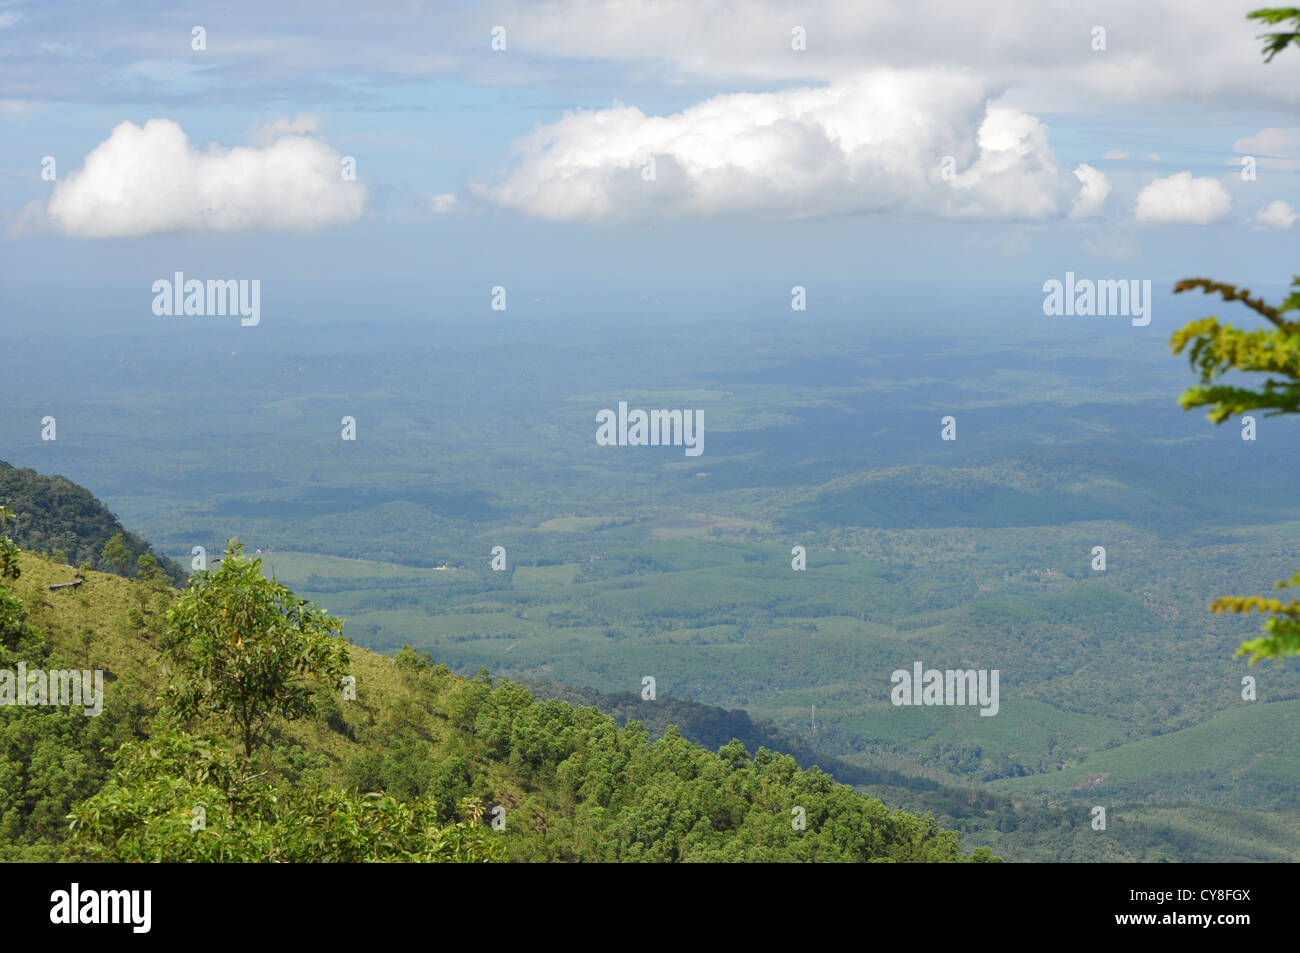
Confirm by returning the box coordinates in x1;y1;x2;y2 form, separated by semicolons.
1167;10;1300;662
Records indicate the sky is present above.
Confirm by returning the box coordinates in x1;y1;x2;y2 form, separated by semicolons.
1;0;1297;288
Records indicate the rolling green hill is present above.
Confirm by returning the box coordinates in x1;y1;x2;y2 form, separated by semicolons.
0;545;991;862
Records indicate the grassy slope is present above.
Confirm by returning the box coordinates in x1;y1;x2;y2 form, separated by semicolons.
10;552;412;769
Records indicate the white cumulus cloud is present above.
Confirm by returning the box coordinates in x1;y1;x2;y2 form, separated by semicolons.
1254;199;1297;229
1134;171;1231;225
1232;127;1300;171
474;71;1106;222
43;118;365;238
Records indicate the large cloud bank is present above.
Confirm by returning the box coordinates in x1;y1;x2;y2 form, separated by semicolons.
475;71;1108;222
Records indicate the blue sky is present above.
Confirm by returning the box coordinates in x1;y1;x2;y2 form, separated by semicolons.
2;0;1298;287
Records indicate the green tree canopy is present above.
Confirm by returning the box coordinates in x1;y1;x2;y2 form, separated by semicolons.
135;551;165;583
68;727;505;862
162;540;350;758
99;532;133;576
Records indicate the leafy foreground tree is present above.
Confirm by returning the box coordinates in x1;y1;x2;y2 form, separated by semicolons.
1167;8;1300;662
162;540;350;759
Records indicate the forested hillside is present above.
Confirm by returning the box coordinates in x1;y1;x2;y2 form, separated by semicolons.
0;540;990;862
0;461;185;585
